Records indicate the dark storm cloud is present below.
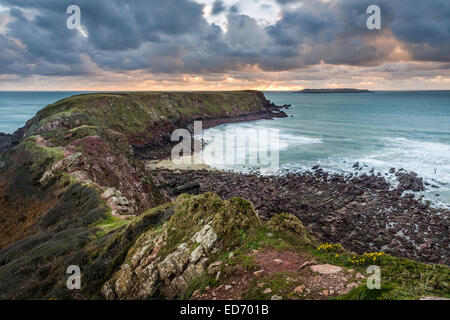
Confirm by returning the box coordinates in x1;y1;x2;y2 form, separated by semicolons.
267;1;337;47
388;0;450;62
212;0;226;15
0;0;449;77
0;0;217;74
0;33;32;74
7;6;82;64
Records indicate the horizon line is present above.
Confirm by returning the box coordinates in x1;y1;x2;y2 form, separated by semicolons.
1;89;450;93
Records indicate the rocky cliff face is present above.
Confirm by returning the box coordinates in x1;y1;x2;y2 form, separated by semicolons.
102;193;261;300
0;91;279;299
0;91;275;246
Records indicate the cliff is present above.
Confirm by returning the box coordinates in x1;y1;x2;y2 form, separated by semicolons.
0;91;282;298
0;91;448;300
0;91;280;246
19;90;280;145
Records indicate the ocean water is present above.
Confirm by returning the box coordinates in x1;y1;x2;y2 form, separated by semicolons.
0;92;86;134
202;91;450;208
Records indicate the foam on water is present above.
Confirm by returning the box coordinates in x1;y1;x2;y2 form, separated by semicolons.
281;137;450;208
200;91;450;208
371;137;450;181
201;123;322;172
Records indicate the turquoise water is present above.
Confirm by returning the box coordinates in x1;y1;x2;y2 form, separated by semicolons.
203;91;450;207
0;92;85;134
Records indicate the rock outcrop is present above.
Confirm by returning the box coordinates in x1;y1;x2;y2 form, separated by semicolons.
102;193;261;299
395;171;425;192
0;133;13;154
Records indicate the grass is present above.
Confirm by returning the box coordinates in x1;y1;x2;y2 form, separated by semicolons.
231;254;258;272
25;91;270;145
228;219;314;260
183;273;219;300
244;272;300;300
157;193;260;259
91;213;134;238
19;138;65;165
312;243;450;300
203;216;450;301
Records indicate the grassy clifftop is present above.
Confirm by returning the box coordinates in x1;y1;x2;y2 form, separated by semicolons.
22;91;272;145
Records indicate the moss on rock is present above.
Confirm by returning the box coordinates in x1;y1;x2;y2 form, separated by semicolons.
101;193;261;299
267;213;314;246
162;193;261;258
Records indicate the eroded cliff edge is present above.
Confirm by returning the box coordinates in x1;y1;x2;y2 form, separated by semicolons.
0;91;285;298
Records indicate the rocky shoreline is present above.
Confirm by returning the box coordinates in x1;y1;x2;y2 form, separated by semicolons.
149;166;449;266
133;102;289;160
0;133;12;153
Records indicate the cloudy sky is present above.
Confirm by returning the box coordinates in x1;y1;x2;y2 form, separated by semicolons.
0;0;449;91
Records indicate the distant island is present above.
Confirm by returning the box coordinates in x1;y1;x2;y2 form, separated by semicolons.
298;88;374;93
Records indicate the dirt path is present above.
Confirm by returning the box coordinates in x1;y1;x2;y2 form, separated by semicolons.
191;249;364;300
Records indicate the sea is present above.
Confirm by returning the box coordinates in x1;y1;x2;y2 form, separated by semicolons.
0;91;86;134
1;90;449;208
202;91;450;208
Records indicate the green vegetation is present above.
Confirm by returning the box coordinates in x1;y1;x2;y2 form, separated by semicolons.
312;242;450;300
91;212;134;238
159;193;261;258
245;272;301;300
232;214;315;255
317;243;345;253
0;91;272;299
184;273;219;300
1;90;448;300
25;91;269;145
18;138;65;168
185;212;449;301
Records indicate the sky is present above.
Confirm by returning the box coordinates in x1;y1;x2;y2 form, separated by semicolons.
0;0;449;91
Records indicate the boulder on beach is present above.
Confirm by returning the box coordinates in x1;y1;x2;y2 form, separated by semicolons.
396;171;425;192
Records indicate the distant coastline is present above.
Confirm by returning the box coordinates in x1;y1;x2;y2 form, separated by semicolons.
298;88;374;93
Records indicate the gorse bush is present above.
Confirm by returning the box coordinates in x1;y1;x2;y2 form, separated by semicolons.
348;252;385;266
317;243;344;253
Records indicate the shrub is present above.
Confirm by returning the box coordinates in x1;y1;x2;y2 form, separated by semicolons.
317;243;345;253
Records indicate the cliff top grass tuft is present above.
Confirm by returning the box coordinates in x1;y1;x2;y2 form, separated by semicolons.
267;213;314;245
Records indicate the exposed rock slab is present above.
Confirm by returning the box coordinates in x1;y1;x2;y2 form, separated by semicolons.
310;264;343;275
102;193;261;300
